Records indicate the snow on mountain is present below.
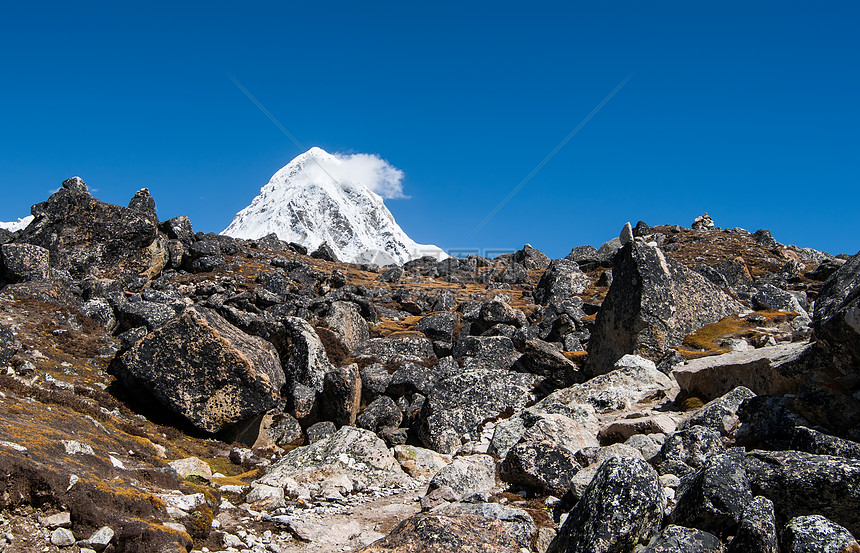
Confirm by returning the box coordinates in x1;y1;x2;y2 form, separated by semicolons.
0;215;34;232
222;147;447;266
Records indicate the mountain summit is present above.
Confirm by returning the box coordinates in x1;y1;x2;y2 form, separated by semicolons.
222;147;446;265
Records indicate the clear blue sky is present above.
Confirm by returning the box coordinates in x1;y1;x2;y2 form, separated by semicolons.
2;1;858;257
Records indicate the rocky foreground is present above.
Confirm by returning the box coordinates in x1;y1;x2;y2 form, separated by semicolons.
0;180;859;553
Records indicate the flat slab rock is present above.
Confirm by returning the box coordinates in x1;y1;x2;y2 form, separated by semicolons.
357;513;523;552
672;341;813;401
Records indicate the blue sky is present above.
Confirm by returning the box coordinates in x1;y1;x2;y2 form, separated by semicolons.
2;1;858;257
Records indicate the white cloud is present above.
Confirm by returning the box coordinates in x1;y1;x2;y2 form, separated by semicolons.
329;152;408;200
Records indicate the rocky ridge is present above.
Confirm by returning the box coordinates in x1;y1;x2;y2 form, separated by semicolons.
0;179;857;552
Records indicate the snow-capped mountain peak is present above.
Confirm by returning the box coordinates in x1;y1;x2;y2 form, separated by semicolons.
222;148;446;265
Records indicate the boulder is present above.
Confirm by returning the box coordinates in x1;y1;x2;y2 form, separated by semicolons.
357;513;522;553
499;439;581;495
684;386;756;436
726;496;778;553
453;335;520;371
547;456;665;553
110;305;284;433
116;299;178;331
257;426;410;496
781;515;860;553
158;215;194;245
353;335;436;365
495;262;528;284
745;449;860;535
393;445;451;481
0;243;50;282
660;426;726;471
813;250;860;371
512;338;581;387
420;368;536;453
429;502;536;549
311;241;338;262
535;355;675;415
671;448;752;535
356;396;403;433
323;301;370;350
280;316;334;395
586;241;742;376
321;363;361;426
533;259;591;305
20;178;166;282
427;454;495;501
416;312;459;343
671;341;813;401
641;525;722;553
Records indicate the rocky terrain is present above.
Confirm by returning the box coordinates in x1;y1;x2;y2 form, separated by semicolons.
0;179;858;553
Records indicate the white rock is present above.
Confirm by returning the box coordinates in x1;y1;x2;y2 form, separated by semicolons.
50;527;75;547
169;456;213;480
62;440;94;456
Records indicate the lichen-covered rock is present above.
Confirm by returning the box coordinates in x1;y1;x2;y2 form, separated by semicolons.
116;299;179;331
321;363;362;426
660;426;726;470
416;311;459;343
358;513;523;552
781;515;860;553
0;243;50;282
353;334;436;365
258;426;410;496
727;496;778;553
110;305;284;433
684;386;756;436
499;439;581;496
533;259;591;305
453;335;521;371
357;396;403;433
813;250;860;372
430;502;536;550
671;341;814;401
547;456;665;553
19;179;167;282
745;449;860;535
322;301;370;351
426;454;495;501
280;316;335;396
513;338;582;387
586;241;742;376
671;448;752;535
641;525;722;553
420;368;536;453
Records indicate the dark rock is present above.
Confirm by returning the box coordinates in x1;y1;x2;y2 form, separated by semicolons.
377;266;403;283
158;216;194;245
311;241;338;262
323;301;370;351
0;278;82;309
633;221;653;237
533;259;591;305
781;515;860;553
453;335;520;371
586;241;742;376
306;421;337;443
510;244;551;270
0;243;50;282
386;361;441;397
356;396;402;433
224;408;303;450
726;496;778;553
0;325;20;366
684;386;756;436
671;448;752;535
660;426;725;471
21;179;166;282
788;425;860;460
416;312;459;343
547;456;664;553
499;439;581;496
360;363;392;402
495;262;528;284
745;449;860;535
641;525;722;553
321;363;361;426
428;502;536;550
358;513;523;553
475;297;526;329
753;229;778;248
353;335;436;365
61;175;89;194
753;282;804;312
596;237;623;267
252;232;288;251
110;305;284;433
420;369;535;453
190;255;225;273
806;259;844;281
512;338;581;388
116;299;178;331
813;251;860;371
793;370;860;438
566;245;600;271
128;188;157;222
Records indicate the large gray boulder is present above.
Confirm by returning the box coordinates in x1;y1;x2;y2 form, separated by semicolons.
745;449;860;535
420;368;536;453
323;301;370;351
547;456;665;553
781;515;860;553
0;243;50;282
110;305;284;433
586;241;742;376
671;341;814;401
813;250;860;372
258;426;410;496
641;525;722;553
533;259;591;305
727;496;778;553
